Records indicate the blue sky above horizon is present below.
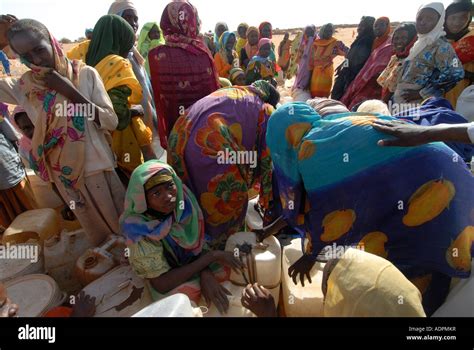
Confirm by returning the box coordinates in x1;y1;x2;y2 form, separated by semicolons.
1;0;457;40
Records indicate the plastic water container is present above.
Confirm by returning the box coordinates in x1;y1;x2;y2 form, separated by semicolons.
199;281;257;318
224;232;281;306
74;236;126;287
3;209;60;245
44;229;94;293
5;274;66;317
0;242;44;283
282;238;326;317
245;197;264;231
26;170;63;209
81;265;153;317
433;261;474;317
133;294;202;317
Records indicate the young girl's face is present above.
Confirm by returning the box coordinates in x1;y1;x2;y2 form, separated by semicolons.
392;29;411;54
226;35;236;51
238;26;248;39
261;24;272;39
216;24;227;40
10;31;54;68
446;11;471;34
146;180;178;215
148;25;161;40
122;9;139;33
248;31;259;46
416;8;440;35
259;43;271;58
234;74;246;86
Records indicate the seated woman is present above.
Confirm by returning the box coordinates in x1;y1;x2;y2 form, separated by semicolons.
86;15;155;182
167;81;280;250
121;161;243;314
149;1;220;149
394;3;465;105
240;26;259;69
444;0;474;108
377;23;418;104
242;249;426;317
245;39;277;85
264;101;473;316
341;17;394;109
309;24;349;98
214;31;239;79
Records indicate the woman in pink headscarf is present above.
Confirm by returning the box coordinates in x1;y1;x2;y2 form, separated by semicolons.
245;38;277;85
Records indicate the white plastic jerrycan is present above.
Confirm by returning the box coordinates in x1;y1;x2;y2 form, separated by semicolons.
225;231;281;305
282;238;326;317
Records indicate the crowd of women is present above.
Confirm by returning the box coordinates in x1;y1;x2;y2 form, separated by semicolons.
0;0;473;317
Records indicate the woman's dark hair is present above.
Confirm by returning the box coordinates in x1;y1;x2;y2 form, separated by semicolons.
7;19;50;47
394;22;417;41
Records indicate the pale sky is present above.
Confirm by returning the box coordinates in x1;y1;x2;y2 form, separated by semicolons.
0;0;456;40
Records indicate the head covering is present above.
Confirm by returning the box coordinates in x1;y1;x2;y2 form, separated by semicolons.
319;23;334;39
85;28;93;36
359;16;376;36
86;15;135;67
445;0;473;41
357;100;391;115
244;26;259;59
137;22;165;59
229;67;245;84
324;249;426;317
237;23;249;38
372;17;392;51
214;22;229;51
107;0;137;16
251;80;280;107
408;2;446;61
259;21;273;39
307;98;350;117
257;38;272;51
456;85;474;121
19;31;87;189
393;22;418;58
160;1;213;60
120;161;205;261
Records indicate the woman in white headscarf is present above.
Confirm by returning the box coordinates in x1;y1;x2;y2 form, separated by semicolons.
394;2;465;105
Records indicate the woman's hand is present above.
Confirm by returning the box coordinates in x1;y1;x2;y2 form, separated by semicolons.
288;254;316;287
241;283;277;317
70;291;96;318
210;251;244;273
200;269;231;314
372;120;432;147
130;105;144;117
0;15;17;49
400;89;422;102
44;70;76;96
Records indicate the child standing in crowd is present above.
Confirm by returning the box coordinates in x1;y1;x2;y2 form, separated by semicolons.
0;17;125;245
